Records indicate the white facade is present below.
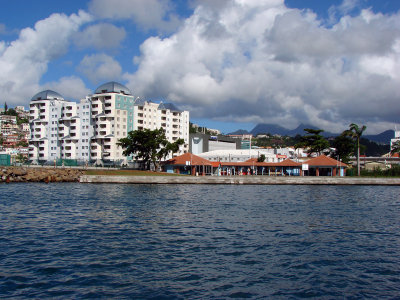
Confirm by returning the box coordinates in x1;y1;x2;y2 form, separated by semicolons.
0;115;17;125
198;149;279;163
29;82;189;163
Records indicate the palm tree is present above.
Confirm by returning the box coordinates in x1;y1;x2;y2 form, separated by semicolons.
347;123;367;176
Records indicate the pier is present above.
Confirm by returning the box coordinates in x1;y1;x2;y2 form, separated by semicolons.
80;175;400;185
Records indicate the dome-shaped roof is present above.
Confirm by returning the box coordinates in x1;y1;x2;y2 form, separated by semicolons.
31;90;64;101
94;81;132;95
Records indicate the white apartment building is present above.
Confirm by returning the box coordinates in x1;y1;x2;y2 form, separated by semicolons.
29;90;66;162
29;82;189;163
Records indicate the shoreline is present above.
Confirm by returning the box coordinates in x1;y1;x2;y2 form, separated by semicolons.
80;175;400;185
1;167;399;185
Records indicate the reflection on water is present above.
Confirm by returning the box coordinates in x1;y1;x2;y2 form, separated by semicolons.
0;183;399;298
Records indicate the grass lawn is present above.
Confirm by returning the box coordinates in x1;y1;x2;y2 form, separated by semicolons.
84;169;184;176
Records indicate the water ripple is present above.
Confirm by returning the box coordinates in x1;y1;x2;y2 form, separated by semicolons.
0;183;400;298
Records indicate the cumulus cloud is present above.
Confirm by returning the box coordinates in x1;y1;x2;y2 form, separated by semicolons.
124;0;400;133
44;76;92;101
0;10;91;106
77;53;122;84
73;23;126;50
88;0;181;33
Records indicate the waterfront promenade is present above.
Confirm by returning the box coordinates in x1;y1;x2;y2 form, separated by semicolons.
80;175;400;185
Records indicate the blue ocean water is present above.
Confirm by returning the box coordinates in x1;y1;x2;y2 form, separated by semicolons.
0;183;399;299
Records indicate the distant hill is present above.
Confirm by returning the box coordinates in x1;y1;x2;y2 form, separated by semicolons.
250;123;290;136
227;129;250;135
250;123;336;137
364;130;394;144
244;123;394;144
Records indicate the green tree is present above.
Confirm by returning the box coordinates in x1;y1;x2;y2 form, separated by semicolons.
331;133;354;164
16;154;28;163
4;108;17;116
158;138;184;164
345;123;367;176
257;154;266;162
294;128;330;157
391;140;400;156
189;122;198;134
17;118;29;125
16;140;28;147
117;128;184;170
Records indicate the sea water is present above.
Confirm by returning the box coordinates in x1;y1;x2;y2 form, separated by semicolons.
0;183;399;299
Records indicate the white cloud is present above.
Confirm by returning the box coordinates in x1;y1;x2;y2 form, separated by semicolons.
0;10;92;107
125;0;400;133
44;76;91;101
328;0;361;25
88;0;181;33
78;53;122;84
74;23;126;50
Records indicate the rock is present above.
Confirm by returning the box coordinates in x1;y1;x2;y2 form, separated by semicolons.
12;168;28;176
0;167;84;182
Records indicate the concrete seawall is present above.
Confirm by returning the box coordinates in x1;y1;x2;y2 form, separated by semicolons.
80;175;400;185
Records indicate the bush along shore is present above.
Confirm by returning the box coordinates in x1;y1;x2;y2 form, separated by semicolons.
0;167;84;183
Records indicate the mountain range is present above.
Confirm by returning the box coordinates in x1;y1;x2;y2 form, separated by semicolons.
228;123;394;144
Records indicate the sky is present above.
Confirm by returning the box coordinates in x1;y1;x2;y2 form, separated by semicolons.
0;0;399;134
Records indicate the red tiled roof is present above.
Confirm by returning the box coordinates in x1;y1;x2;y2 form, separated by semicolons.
210;161;221;168
221;161;277;167
244;158;258;163
165;153;347;168
305;155;348;167
274;159;302;167
164;153;212;166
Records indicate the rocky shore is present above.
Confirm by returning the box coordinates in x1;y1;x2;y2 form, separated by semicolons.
0;167;84;183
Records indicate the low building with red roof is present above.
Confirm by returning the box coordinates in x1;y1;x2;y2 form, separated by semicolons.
303;155;348;176
163;153;347;176
163;153;212;175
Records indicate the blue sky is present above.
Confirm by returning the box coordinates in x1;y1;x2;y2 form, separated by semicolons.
0;0;399;134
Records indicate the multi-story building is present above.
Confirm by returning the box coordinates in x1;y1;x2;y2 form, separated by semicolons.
15;106;29;120
1;123;20;135
29;81;189;164
29;90;66;162
0;115;17;125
